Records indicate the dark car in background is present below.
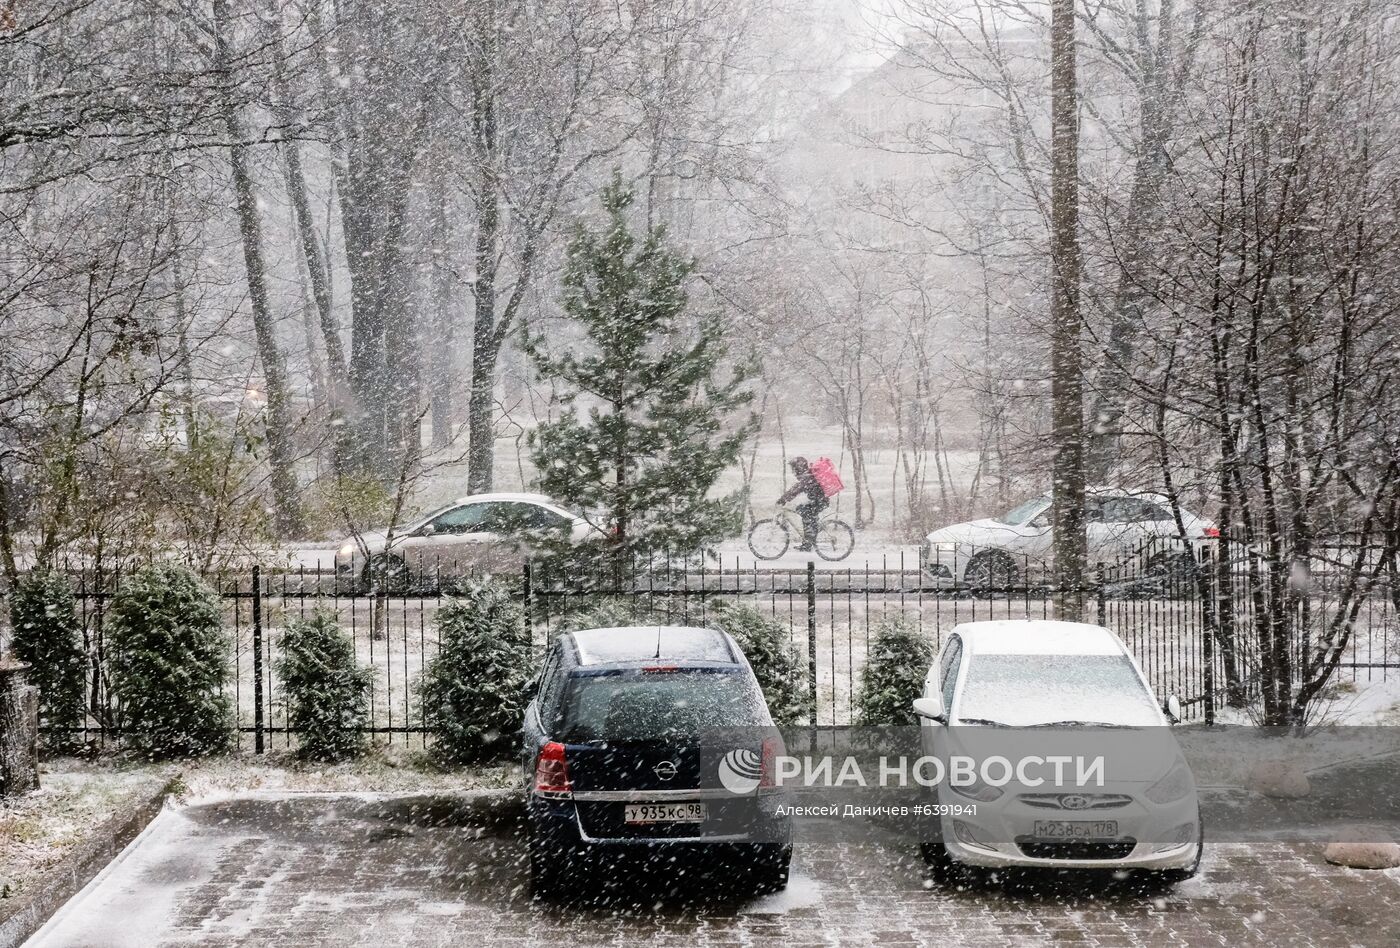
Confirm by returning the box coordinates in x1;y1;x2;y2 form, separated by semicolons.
521;625;791;895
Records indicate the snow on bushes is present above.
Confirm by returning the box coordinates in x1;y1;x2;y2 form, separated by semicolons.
553;598;805;725
277;610;371;761
418;580;534;764
106;564;233;758
709;602;805;726
854;617;934;726
8;571;86;751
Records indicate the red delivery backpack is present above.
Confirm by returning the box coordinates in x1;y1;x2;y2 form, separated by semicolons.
811;457;844;498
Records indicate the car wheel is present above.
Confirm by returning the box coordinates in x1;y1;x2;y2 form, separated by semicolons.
1147;822;1204;886
918;812;966;881
1145;550;1198;599
919;837;970;883
963;550;1019;597
743;844;791;893
529;840;573;897
361;553;411;594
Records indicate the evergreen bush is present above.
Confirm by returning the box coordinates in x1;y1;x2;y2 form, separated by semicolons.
419;580;534;764
854;617;934;726
9;571;86;751
106;564;233;758
710;602;805;726
278;610;371;761
555;598;663;633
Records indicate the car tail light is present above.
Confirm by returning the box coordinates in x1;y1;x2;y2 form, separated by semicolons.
759;736;782;790
642;665;680;674
534;741;571;796
1202;526;1221;538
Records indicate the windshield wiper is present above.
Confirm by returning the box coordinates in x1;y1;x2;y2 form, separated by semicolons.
956;717;1011;727
1024;720;1136;728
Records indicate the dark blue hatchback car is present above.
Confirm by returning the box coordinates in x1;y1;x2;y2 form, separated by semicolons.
521;625;792;895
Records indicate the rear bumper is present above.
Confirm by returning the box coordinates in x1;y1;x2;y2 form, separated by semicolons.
528;792;791;850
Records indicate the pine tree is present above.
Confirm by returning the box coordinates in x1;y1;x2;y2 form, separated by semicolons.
710;602;805;727
9;572;86;752
854;617;934;727
278;610;371;762
418;580;534;764
524;174;754;572
106;565;233;758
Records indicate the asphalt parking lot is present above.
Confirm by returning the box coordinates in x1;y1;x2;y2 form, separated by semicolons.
28;794;1400;947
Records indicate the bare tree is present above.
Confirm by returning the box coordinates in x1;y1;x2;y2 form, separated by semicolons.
1048;0;1087;616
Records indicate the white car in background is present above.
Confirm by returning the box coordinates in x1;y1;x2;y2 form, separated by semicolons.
337;492;594;589
912;620;1201;883
920;487;1216;591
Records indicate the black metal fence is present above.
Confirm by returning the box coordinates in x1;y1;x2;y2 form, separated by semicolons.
41;540;1400;750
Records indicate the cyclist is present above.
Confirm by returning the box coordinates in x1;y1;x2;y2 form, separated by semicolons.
777;456;828;552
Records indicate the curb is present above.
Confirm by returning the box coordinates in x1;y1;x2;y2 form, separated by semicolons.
0;774;180;948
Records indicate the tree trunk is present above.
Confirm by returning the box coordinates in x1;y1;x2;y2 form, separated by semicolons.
1049;0;1088;619
265;0;347;420
1083;2;1191;480
466;51;500;493
0;662;39;798
428;185;456;449
213;0;304;537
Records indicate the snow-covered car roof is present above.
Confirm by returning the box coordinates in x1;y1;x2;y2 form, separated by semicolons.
570;626;737;666
1023;486;1179;506
448;491;569;508
951;620;1125;656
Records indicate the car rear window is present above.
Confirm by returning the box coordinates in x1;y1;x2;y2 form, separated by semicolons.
560;668;770;741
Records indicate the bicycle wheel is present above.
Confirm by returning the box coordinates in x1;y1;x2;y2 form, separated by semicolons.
747;518;792;560
814;519;855;561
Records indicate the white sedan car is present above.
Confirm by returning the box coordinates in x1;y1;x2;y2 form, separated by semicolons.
920;487;1216;590
912;620;1201;882
337;492;594;589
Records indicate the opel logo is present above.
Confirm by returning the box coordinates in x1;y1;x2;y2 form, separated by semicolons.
1060;794;1091;810
653;760;678;781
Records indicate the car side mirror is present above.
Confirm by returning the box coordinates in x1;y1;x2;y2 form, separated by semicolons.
523;673;541;698
912;695;946;723
1030;514;1051;529
417;523;437;537
1163;695;1182;724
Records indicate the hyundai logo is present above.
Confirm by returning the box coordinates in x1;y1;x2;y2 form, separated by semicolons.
1060;794;1091;810
653;760;679;781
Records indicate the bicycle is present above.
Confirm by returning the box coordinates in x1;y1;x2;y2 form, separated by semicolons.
747;506;856;561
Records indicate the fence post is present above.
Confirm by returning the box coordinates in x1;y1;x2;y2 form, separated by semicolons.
0;660;39;797
251;565;264;754
1201;545;1216;726
806;561;817;732
1095;562;1106;626
522;562;533;646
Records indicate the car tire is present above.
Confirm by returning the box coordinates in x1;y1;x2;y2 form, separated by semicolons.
746;845;791;893
918;813;966;881
361;553;410;594
529;841;572;898
919;837;969;882
963;550;1018;598
1145;550;1198;599
1147;822;1204;886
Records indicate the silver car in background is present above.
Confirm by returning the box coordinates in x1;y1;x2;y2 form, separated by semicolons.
920;487;1216;591
337;492;595;589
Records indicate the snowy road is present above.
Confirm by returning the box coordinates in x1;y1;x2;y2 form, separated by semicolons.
276;540;924;574
28;793;1400;947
